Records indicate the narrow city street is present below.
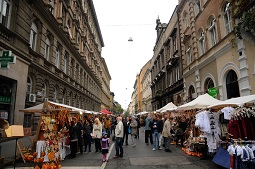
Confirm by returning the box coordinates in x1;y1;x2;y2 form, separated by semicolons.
7;127;223;169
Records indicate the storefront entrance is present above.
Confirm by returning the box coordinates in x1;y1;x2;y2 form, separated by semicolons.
0;75;17;124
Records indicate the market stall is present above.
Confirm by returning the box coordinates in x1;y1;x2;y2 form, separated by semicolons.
19;101;87;169
207;95;255;169
174;94;222;158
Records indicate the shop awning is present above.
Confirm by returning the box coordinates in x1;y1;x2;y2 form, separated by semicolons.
156;102;177;113
176;93;222;111
208;94;255;109
137;111;149;115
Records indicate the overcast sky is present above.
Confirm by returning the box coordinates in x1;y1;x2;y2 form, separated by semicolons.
93;0;178;110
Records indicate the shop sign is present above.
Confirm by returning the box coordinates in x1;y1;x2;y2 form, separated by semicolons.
208;87;219;98
0;96;11;103
0;51;16;69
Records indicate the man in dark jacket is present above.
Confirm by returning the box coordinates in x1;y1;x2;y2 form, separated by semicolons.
145;114;153;145
122;116;130;145
69;120;78;158
76;119;83;154
150;114;159;150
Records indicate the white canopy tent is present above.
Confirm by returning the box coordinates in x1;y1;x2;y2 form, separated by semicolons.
176;93;222;111
156;102;177;113
20;101;87;114
208;94;255;109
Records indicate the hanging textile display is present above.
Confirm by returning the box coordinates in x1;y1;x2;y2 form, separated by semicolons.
228;107;255;140
195;110;221;153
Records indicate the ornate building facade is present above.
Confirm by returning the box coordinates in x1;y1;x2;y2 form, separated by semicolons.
178;0;255;102
151;7;183;111
0;0;109;125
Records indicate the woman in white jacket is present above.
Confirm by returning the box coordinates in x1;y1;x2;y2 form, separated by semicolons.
92;118;102;152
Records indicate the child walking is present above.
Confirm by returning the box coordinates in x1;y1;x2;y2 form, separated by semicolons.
102;132;110;162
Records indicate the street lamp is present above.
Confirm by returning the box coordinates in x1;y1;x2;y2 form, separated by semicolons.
128;37;133;42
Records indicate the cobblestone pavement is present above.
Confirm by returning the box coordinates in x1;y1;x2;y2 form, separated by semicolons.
7;127;226;169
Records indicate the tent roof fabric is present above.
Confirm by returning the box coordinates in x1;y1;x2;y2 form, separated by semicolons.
176;93;222;111
208;94;255;109
156;102;177;112
101;109;112;114
20;101;94;114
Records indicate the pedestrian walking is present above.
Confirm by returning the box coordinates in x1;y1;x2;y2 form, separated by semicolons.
162;114;172;152
83;119;92;153
150;114;160;151
113;116;124;158
130;116;138;147
104;116;111;138
135;115;140;139
145;114;153;145
101;131;110;162
123;116;130;145
157;114;163;150
92;118;102;152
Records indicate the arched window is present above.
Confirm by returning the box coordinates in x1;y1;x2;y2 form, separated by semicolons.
55;45;60;68
195;0;201;16
62;89;66;104
223;2;232;34
188;85;196;101
0;0;11;28
198;29;205;55
177;95;182;106
226;70;240;99
45;37;50;61
30;22;38;51
204;78;214;93
208;18;217;46
27;77;32;94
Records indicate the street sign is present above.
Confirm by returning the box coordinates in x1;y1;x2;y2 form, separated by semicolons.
0;96;11;103
0;51;16;69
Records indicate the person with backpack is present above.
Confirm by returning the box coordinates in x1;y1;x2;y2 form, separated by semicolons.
145;114;153;145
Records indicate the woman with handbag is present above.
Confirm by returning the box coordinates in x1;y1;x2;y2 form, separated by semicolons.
92;118;102;152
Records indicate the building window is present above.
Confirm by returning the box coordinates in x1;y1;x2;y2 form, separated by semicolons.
63;54;67;74
204;78;214;93
226;70;240;99
49;0;54;15
30;22;38;51
62;89;66;104
27;77;32;94
55;46;59;68
209;19;217;46
186;46;191;65
53;87;58;102
42;83;47;98
173;35;177;52
224;2;232;34
195;0;201;16
199;30;205;55
67;19;72;38
0;0;11;28
45;37;50;61
183;12;188;30
188;85;196;101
